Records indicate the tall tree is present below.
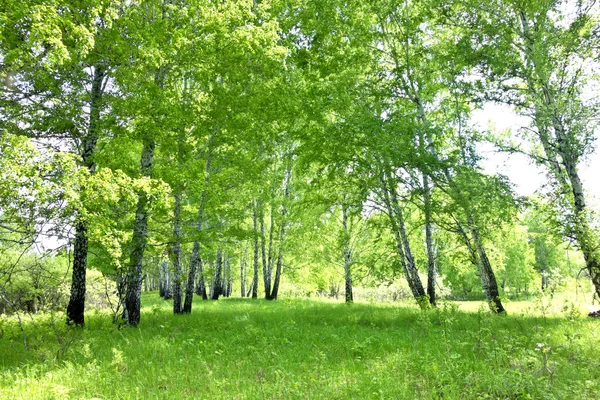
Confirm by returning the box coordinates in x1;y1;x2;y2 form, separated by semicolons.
451;0;600;299
0;0;123;325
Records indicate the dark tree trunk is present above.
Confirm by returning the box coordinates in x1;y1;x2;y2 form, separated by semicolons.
66;221;88;325
269;161;292;301
171;190;183;314
183;242;199;313
66;65;105;326
124;136;155;326
270;248;283;300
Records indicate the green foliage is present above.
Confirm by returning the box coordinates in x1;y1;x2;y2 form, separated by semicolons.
0;250;111;314
0;251;69;313
497;225;537;297
1;0;599;324
0;134;81;244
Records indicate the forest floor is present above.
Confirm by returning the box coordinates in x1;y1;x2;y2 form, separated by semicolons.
1;293;599;399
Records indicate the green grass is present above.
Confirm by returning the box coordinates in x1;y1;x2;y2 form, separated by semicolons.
1;294;599;399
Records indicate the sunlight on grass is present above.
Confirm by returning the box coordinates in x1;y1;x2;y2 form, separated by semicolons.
2;293;599;399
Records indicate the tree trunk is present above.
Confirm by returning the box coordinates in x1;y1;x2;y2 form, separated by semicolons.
539;244;549;291
222;256;230;297
517;11;600;300
450;190;506;314
66;65;105;326
452;207;505;313
184;152;212;311
269;161;292;301
66;221;88;325
553;135;600;299
158;262;165;297
396;203;426;300
415;100;437;307
162;260;172;300
270;248;284;300
252;199;260;299
240;243;248;297
124;135;155;326
423;173;436;306
380;170;427;303
184;242;200;311
260;198;272;299
470;223;505;313
210;246;223;300
194;254;208;300
388;174;425;300
171;190;183;314
342;204;353;303
240;251;246;298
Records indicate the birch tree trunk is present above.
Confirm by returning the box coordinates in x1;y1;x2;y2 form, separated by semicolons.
124;135;155;325
240;244;248;297
469;221;505;313
210;246;223;300
222;257;230;297
158;261;165;297
194;253;208;300
451;208;506;313
516;10;600;300
270;246;284;300
269;161;292;301
171;190;183;314
252;199;260;299
66;65;105;326
342;204;353;303
184;153;211;312
423;173;436;306
162;260;172;300
380;171;427;303
260;198;273;299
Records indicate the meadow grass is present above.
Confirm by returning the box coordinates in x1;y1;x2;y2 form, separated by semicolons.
1;293;599;399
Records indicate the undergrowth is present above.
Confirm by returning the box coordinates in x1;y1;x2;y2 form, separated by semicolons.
1;293;599;399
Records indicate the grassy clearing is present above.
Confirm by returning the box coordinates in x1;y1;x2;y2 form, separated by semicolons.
1;294;599;399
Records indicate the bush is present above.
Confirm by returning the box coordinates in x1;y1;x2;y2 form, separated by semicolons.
0;253;70;314
0;251;115;315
